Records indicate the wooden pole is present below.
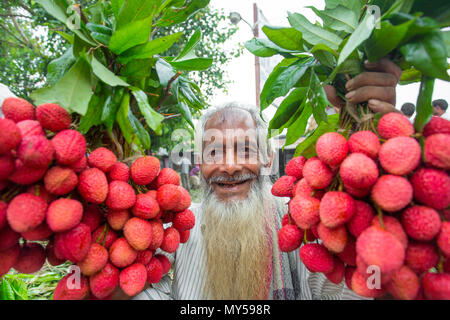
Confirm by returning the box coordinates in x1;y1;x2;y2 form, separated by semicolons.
253;3;260;109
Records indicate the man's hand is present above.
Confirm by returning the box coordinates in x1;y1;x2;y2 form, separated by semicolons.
324;58;402;115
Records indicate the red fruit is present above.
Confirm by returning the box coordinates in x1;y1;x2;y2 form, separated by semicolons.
0;153;14;180
385;265;420;300
44;166;78;195
8;159;47;185
16;120;44;137
78;168;109;204
271;175;297;197
54;223;91;263
377;112;414;139
106;180;136;210
120;263;147;296
109;238;137;268
405;242;439;275
0;225;20;251
423;116;450;137
299;243;334;273
123;217;153;251
422;273;450;300
90;263;120;299
0;244;20;277
13;242;46;274
107;209;130;230
347;200;375;238
172;186;191;212
325;257;345;284
316;132;348;167
27;184;55;203
7;193;47;233
35;103;71;132
146;257;163;283
401;206;442;241
21;222;53;241
437;222;450;257
68;155;87;173
343;183;371;199
88;147;117;172
293;178;324;199
319;191;355;228
47;198;83;232
302;158;333;189
51;129;86;165
340;153;379;189
81;204;104;232
77;243;108;276
136;250;153;265
317;223;347;253
0;200;7;229
0;118;21;154
379;136;421;175
277;224;302;252
172;209;195;231
179;229;190;243
160;227;180;253
289;195;320;229
46;241;65;266
155;254;171;275
337;239;357;266
131;193;160;219
281;213;293;226
410;168;450;210
131;156;160;185
345;267;356;290
108;162;129;181
356;226;405;275
155;168;180;188
371;175;413;212
424;133;450;170
157;184;182;211
285;156;306;179
161;211;174;223
444;258;450;273
351;269;385;298
348;131;380;159
2;97;35;122
146;190;157;199
371;215;408;249
92;224;118;249
53;273;89;300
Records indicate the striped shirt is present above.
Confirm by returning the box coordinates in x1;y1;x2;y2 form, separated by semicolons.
134;202;367;300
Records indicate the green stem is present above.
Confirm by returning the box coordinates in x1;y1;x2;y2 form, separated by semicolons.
414;75;435;133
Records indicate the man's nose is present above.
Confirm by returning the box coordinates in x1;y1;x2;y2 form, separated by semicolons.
219;148;243;176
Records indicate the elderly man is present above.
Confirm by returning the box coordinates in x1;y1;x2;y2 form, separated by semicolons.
127;59;400;300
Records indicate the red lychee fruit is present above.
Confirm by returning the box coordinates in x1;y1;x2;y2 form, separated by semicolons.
44;166;78;195
88;147;117;172
0;118;21;154
371;175;413;212
379;136;421;175
81;204;104;232
16;120;44;138
119;263;147;296
340;153;379;189
281;213;293;226
68;155;87;173
0;244;20;277
424;133;450;170
131;193;160;219
325;257;345;285
46;241;65;266
437;221;450;258
317;222;347;253
172;186;191;212
289;195;320;229
371;215;408;249
78;168;109;204
356;226;405;275
299;243;334;273
347;200;375;238
8;159;47;185
108;162;129;181
149;220;164;250
157;184;182;211
0;153;14;181
130;156;160;185
13;242;46;274
172;209;195;231
109;238;137;268
410;167;450;210
160;227;180;253
377;112;414;139
54;223;91;263
2;97;35;122
107;209;130;230
405;242;439;275
277;224;302;252
77;243;108;276
293;178;324;199
344;267;356;290
155;168;180;188
123;217;153;251
35;103;71;132
155;254;171;275
348;130;380;159
422;272;450;300
21;222;53;241
89;262;120;299
106;180;136;210
316;132;348;167
285;156;306;179
385;265;420;300
26;184;55;203
53;273;89;300
423;116;450;137
7;193;47;233
337;238;357;266
51;129;86;165
302;158;333;189
136;250;153;265
92;224;118;249
319;191;355;228
271;175;297;197
146;257;163;283
0;225;20;251
46;198;83;232
0;200;7;229
179;229;190;243
351;269;385;298
343;183;371;199
401;206;442;241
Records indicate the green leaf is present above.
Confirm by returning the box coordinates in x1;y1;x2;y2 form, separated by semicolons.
79;86;106;134
102;87;125;132
262;26;303;50
414;75;435;132
443;30;450;57
309;5;358;33
46;47;76;86
399;67;422;84
285;100;312;146
155;58;177;86
118;32;183;64
131;88;164;133
1;278;15;300
120;58;157;79
310;43;337;68
178;100;194;128
10;278;28;300
116;0;162;29
154;0;210;27
175;28;202;60
244;38;296;57
169;58;213;71
287;12;343;50
109;17;153;55
411;0;450;26
90;56;129;87
308;71;330;124
31;57;94;115
111;0;126;17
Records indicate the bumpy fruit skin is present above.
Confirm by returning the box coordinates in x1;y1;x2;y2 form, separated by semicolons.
285;156;306;179
107;209;130;230
371;216;408;249
123;217;153;251
317;223;347;253
299;243;334;273
46;198;83;232
53;274;89;300
379;137;421;175
348;131;380;159
371;175;413;212
179;229;190;243
46;241;65;266
131;193;160;219
423;116;450;137
88;147;117;172
302;158;333;189
289;195;320;229
44;166;78;195
149;220;164;250
136;250;153;265
377;112;414;139
410;168;450;210
68;155;87;173
0;153;14;180
319;191;355;228
109;238;137;268
337;239;356;266
339;153;379;189
347;200;375;238
131;156;160;185
2;97;35;122
437;222;450;258
26;184;55;203
160;227;180;253
16;120;44;137
91;224;118;249
424;133;450;170
157;184;182;211
316;132;349;167
277;224;302;252
0;225;20;251
0;244;20;277
401;206;442;241
108;162;130;182
7;193;47;233
54;223;91;263
155;168;180;188
35;103;71;132
120;263;147;296
146;257;163;283
106;180;136;210
172;186;191;213
51;129;86;165
81;204;104;232
422;273;450;300
90;262;120;299
0;118;22;154
325;257;345;285
344;267;356;290
13;243;46;274
0;200;7;229
155;254;171;274
78;168;109;204
351;270;385;298
385;265;419;300
271;175;297;197
21;222;53;241
356;226;405;275
293;178;324;199
172;209;195;231
8;159;47;185
405;242;439;275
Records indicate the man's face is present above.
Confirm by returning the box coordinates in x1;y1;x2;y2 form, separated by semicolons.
199;109;262;201
433;105;445;117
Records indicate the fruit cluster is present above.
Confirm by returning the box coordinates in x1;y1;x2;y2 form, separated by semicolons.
273;112;450;300
0;97;195;299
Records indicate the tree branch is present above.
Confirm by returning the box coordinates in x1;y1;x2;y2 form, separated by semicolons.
156;71;182;110
9;7;30;47
0;21;28;47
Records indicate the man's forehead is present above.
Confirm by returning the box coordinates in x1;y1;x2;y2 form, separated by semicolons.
204;108;257;131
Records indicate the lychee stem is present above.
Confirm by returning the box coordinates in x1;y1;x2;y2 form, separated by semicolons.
437;254;445;273
375;205;385;230
303;230;309;244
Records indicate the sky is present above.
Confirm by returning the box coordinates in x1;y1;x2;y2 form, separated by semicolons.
209;0;450;120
